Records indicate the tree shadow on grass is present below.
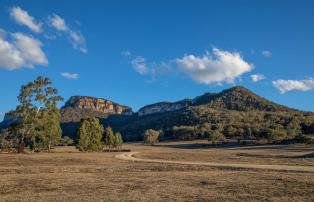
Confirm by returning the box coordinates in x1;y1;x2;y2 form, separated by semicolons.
154;142;252;150
154;141;314;153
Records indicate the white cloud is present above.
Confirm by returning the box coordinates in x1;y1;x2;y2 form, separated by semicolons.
124;52;171;80
261;50;272;57
131;56;149;75
176;48;253;85
10;6;42;33
61;72;79;79
272;78;314;93
121;50;132;56
47;14;68;31
48;14;87;53
0;31;47;70
12;33;47;66
251;74;266;82
69;30;86;52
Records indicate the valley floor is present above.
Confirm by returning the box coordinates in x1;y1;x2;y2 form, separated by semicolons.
0;141;313;201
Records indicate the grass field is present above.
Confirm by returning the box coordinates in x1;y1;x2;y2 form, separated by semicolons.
0;141;313;201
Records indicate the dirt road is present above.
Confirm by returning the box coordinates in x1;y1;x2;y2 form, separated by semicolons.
116;152;314;172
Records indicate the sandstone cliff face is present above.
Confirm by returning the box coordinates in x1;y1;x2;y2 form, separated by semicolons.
64;96;132;114
138;99;192;116
61;96;132;122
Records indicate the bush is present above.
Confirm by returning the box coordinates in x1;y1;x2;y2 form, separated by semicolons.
266;129;287;143
171;126;196;140
144;129;160;145
294;135;314;144
60;136;74;146
0;129;16;152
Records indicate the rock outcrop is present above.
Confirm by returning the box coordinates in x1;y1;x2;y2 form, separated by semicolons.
61;96;132;122
138;99;192;116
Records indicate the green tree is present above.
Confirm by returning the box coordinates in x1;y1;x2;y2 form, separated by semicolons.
224;125;237;138
171;126;196;140
36;106;62;151
208;130;226;144
14;76;63;152
103;127;115;150
114;132;123;149
60;136;74;146
77;118;104;152
144;129;160;145
266;128;287;143
195;123;211;138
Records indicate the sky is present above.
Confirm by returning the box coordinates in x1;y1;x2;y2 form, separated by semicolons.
0;0;314;120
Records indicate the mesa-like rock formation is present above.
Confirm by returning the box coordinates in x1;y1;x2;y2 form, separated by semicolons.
61;96;133;122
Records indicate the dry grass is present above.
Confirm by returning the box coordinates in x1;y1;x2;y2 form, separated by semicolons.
0;141;313;201
135;141;314;166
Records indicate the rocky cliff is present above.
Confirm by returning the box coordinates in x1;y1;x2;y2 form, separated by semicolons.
138;99;192;116
61;96;133;122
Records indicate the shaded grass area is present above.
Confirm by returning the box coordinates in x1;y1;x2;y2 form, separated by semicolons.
136;142;314;166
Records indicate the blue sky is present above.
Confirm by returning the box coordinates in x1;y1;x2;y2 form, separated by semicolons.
0;0;314;120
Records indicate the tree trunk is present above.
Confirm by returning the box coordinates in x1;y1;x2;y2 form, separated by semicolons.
17;139;24;153
48;142;51;152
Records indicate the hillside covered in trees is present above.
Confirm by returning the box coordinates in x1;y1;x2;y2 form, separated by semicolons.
1;85;314;143
59;86;314;142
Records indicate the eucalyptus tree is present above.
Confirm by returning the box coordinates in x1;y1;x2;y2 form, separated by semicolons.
14;76;63;152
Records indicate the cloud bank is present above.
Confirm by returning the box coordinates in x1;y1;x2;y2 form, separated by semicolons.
273;78;314;93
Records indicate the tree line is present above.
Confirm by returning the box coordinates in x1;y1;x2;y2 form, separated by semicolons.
0;77;124;153
109;104;314;143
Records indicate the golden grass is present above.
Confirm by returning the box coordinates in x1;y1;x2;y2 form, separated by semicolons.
0;141;313;201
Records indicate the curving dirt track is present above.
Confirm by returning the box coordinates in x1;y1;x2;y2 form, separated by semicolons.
115;152;314;173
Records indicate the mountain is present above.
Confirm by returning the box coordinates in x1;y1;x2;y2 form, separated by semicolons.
192;86;296;112
102;86;309;140
1;86;313;141
137;86;297;117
